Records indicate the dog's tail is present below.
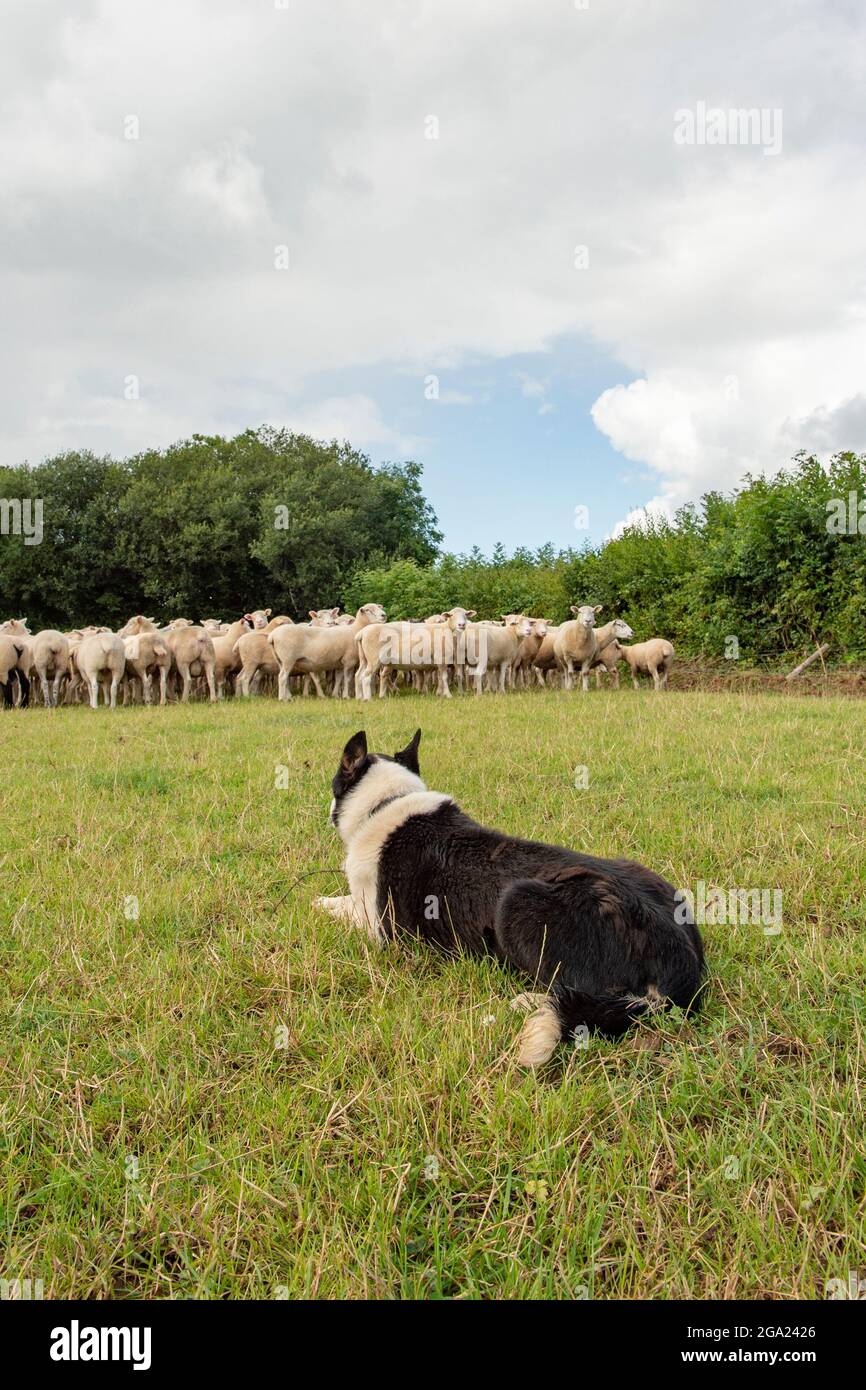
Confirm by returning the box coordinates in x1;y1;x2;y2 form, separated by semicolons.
517;980;706;1067
515;989;648;1065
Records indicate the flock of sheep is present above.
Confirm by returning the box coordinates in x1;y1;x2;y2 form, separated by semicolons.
0;605;675;708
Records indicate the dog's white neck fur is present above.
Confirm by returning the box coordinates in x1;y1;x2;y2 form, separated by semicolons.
337;757;430;847
335;757;452;943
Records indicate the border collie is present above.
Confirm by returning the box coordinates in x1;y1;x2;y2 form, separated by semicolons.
315;729;706;1066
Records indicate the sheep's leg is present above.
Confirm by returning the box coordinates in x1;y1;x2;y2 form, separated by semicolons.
159;668;168;705
277;668;292;701
534;668;546;687
142;668;152;705
203;661;216;702
473;668;485;696
651;667;662;691
562;659;574;692
88;676;99;710
632;674;640;690
179;665;192;703
580;661;591;692
436;665;452;698
53;672;64;707
378;667;389;698
109;675;119;708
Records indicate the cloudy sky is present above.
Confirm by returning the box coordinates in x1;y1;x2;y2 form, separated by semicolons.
2;0;865;552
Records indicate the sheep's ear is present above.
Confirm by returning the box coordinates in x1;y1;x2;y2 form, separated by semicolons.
340;731;368;776
594;605;604;614
265;608;272;616
309;611;317;619
466;610;476;618
394;728;422;774
570;605;579;614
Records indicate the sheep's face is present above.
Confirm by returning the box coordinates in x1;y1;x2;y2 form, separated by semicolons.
1;618;29;635
201;618;223;633
361;604;387;624
168;618;193;630
246;609;272;629
309;608;339;627
503;614;533;639
445;606;475;632
570;604;600;629
532;619;551;637
611;619;634;641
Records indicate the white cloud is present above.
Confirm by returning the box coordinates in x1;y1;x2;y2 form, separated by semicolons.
0;0;864;521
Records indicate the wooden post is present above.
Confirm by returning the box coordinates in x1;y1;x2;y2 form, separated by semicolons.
786;643;830;680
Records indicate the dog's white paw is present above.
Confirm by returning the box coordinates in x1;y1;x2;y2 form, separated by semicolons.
313;895;340;916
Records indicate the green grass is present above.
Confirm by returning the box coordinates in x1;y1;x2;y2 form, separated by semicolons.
1;690;864;1300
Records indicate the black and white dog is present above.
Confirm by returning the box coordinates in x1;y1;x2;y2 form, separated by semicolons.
315;729;705;1065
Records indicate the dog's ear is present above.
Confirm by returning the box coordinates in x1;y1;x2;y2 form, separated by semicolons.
394;728;421;774
341;730;368;777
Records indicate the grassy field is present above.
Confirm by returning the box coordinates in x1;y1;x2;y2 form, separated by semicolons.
1;689;864;1300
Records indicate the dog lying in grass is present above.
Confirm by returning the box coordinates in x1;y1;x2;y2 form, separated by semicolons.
314;729;706;1066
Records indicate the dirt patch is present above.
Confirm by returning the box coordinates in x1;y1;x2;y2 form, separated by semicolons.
665;662;866;698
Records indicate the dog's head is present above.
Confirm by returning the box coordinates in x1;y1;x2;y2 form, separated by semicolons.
329;728;423;829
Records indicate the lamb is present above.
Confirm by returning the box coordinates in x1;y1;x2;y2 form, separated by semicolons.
529;624;560;686
234;616;295;697
73;631;127;708
553;604;603;691
0;633;30;708
207;618;252;698
618;638;675;691
271;604;387;701
0;619;32;707
27;629;71;707
513;618;552;688
588;618;635;688
122;625;173;700
478;614;534;692
165;624;217;702
356;612;459;700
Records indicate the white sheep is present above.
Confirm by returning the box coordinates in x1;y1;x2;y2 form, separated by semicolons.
619;638;675;691
270;605;386;701
553;605;603;691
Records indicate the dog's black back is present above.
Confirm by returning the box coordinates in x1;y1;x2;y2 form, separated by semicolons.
331;729;706;1052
